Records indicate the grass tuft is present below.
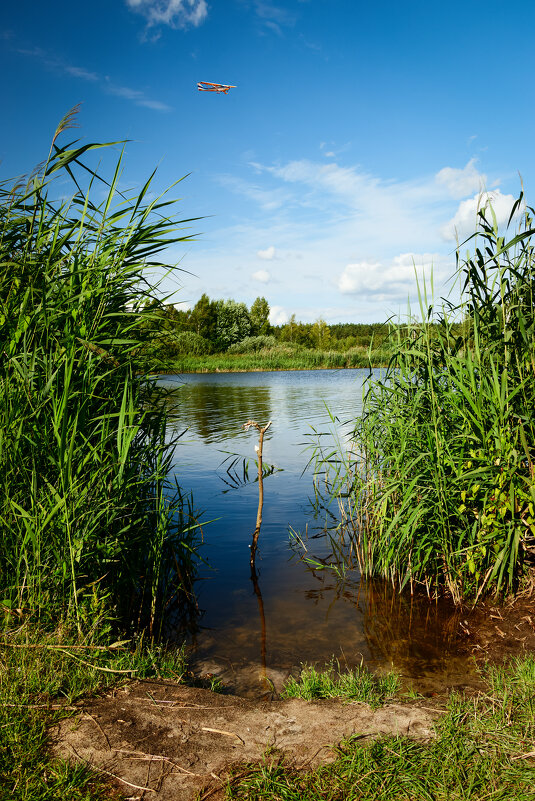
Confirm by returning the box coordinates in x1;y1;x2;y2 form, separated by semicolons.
310;194;535;602
282;661;401;708
0;114;202;636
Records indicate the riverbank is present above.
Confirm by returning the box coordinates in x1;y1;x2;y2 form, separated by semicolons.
4;624;535;801
148;347;391;373
4;589;535;801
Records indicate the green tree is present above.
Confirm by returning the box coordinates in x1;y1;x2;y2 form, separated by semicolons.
250;296;270;335
279;314;314;348
166;331;211;356
162;303;190;332
280;313;297;342
215;299;252;349
189;293;218;343
312;317;331;349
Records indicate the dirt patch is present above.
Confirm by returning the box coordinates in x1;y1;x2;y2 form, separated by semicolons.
52;682;437;800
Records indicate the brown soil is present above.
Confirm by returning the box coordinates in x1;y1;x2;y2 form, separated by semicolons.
52;683;437;801
52;592;535;800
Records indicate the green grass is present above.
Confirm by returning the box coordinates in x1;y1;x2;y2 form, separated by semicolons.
151;345;392;373
281;662;401;709
0;113;204;798
312;194;535;602
0;628;188;800
4;639;535;800
228;656;535;801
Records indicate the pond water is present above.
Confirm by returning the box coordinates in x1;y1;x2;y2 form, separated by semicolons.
159;369;478;697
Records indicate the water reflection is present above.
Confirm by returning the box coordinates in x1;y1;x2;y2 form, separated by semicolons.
165;382;273;444
250;566;267;682
158;370;478;697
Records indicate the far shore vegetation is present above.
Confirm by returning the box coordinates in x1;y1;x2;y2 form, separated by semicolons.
140;294;467;373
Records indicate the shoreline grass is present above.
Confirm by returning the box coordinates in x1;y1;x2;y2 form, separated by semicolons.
0;115;204;798
0;628;188;801
4;637;535;801
228;656;535;801
312;194;535;603
281;661;401;708
149;347;391;373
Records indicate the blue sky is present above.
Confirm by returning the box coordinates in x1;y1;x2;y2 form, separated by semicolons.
2;0;534;323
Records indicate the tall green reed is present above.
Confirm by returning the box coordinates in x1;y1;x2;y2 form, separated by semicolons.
0;110;201;634
312;195;535;602
350;195;535;601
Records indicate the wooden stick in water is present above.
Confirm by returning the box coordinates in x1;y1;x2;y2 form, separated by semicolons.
242;420;272;569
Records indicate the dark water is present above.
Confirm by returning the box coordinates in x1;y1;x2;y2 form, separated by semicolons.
159;369;477;696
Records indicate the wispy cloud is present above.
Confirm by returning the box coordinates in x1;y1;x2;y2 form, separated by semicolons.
183;156;506;322
252;1;296;35
319;141;351;160
15;43;172;112
125;0;208;29
105;80;172;111
217;174;291;211
65;65;99;82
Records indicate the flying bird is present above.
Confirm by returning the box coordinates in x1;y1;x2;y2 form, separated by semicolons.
197;81;236;94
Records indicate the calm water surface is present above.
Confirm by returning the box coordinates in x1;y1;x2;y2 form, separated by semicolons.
159;369;477;696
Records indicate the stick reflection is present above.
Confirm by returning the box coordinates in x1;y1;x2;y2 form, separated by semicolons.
250;563;267;681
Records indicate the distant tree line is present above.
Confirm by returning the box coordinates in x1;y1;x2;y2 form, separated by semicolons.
142;294;392;360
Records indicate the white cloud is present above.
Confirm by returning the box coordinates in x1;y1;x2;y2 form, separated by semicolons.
16;44;171;112
338;261;381;295
125;0;208;28
269;305;288;325
253;2;296;35
181;154;512;323
252;269;271;283
65;65;98;81
435;159;486;199
106;81;173;111
338;253;446;299
217;175;291;210
251;157;488;219
441;190;516;241
257;245;276;260
264;160;366;202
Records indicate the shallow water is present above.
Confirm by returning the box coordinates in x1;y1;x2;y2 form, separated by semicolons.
160;369;478;696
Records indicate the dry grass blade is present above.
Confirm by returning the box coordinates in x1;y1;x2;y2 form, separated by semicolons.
201;726;245;745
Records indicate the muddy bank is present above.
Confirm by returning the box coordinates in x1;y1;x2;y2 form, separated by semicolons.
51;592;535;800
53;682;437;801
